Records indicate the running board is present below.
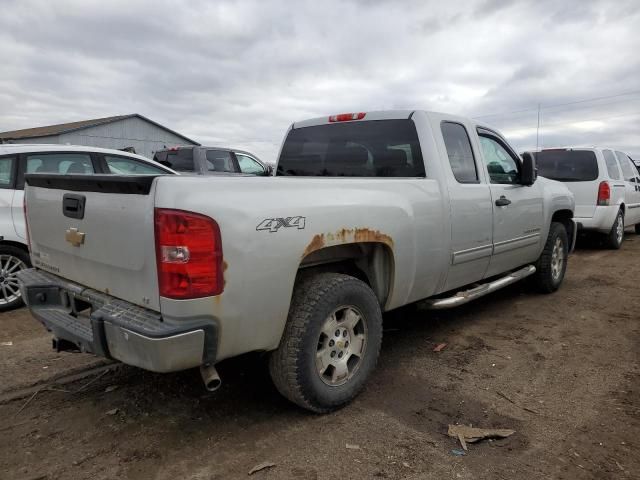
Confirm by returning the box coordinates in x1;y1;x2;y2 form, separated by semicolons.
422;265;536;310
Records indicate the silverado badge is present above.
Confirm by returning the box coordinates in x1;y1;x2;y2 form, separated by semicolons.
65;227;86;247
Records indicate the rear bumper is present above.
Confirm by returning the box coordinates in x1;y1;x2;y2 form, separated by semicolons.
575;205;619;233
17;268;217;373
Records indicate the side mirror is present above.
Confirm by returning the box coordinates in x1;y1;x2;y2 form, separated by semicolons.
520;152;537;186
264;164;274;176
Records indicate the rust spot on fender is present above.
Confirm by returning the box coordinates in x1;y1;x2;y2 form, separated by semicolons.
302;228;393;258
302;233;326;258
353;228;393;247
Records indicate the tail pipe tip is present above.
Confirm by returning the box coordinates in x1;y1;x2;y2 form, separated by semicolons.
200;364;222;392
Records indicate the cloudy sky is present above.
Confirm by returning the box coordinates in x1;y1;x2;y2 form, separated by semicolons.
1;0;638;161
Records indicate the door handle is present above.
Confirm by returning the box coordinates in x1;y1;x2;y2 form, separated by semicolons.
495;196;511;207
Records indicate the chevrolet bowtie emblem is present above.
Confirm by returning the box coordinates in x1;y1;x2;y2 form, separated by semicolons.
65;227;86;247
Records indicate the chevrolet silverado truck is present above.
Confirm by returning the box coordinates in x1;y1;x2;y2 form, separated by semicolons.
18;110;576;413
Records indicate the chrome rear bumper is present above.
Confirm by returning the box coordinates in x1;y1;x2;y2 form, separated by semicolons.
17;268;217;373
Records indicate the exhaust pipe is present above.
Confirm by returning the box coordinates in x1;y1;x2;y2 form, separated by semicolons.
200;364;222;392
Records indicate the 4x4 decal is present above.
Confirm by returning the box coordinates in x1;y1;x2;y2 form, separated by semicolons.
256;216;306;233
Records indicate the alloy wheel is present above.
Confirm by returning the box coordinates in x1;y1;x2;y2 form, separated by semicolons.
0;255;26;305
315;306;368;386
550;237;564;282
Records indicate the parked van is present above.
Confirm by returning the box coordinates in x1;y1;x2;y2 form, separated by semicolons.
529;148;640;248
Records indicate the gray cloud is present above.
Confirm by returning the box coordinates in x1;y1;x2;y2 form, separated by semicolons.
0;0;638;161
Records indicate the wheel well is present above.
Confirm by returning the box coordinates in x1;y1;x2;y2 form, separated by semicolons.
551;209;574;239
0;240;29;253
298;242;394;307
619;203;625;215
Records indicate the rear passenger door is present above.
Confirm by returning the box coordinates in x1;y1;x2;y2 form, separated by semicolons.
0;155;19;240
437;120;493;291
477;129;544;276
14;152;99;240
616;151;640;225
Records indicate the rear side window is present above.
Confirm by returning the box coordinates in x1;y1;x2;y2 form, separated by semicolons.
205;150;236;172
163;148;194;172
534;150;599;182
441;122;478;183
26;153;94;174
603;150;621;180
615;151;636;181
104;155;169;175
277;120;425;177
0;156;15;187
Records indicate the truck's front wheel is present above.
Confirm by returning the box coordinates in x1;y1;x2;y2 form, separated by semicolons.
269;273;383;413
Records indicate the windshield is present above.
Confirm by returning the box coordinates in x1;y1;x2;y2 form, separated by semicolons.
533;150;599;182
277;119;425;177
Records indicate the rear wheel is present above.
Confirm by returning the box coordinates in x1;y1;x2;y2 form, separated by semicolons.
0;245;30;311
269;273;383;413
532;222;568;293
605;210;624;249
635;223;640;235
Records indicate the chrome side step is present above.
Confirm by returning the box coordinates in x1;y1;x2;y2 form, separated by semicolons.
422;265;536;310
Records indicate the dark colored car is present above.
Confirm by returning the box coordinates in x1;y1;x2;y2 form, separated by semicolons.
153;146;272;176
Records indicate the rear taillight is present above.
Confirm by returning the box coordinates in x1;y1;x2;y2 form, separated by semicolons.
23;198;31;252
597;181;610;206
329;112;366;122
154;208;223;299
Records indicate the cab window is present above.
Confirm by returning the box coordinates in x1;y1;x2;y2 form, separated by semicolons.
478;135;520;184
441;122;478;183
236;154;265;175
0;156;15;188
26;153;94;174
105;155;168;174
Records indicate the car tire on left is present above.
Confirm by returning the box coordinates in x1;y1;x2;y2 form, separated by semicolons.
0;245;31;311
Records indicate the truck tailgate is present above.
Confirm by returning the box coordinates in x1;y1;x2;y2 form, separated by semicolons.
25;175;161;311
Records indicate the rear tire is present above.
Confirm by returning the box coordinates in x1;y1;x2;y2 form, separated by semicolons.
635;223;640;235
605;210;624;249
532;222;568;294
269;273;383;413
0;245;31;312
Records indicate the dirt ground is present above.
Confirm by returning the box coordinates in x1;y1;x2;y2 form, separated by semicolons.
1;232;638;480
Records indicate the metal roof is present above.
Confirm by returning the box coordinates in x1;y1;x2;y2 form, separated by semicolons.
0;114;200;145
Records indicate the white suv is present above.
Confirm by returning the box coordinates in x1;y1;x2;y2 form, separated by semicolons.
0;144;175;310
530;147;640;249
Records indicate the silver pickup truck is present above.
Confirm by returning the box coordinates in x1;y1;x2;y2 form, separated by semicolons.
18;110;576;412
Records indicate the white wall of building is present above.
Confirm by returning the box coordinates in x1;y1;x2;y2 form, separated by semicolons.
58;116;196;158
8;116;197;159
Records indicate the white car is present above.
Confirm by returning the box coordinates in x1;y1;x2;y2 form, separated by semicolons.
0;144;175;310
531;147;640;248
